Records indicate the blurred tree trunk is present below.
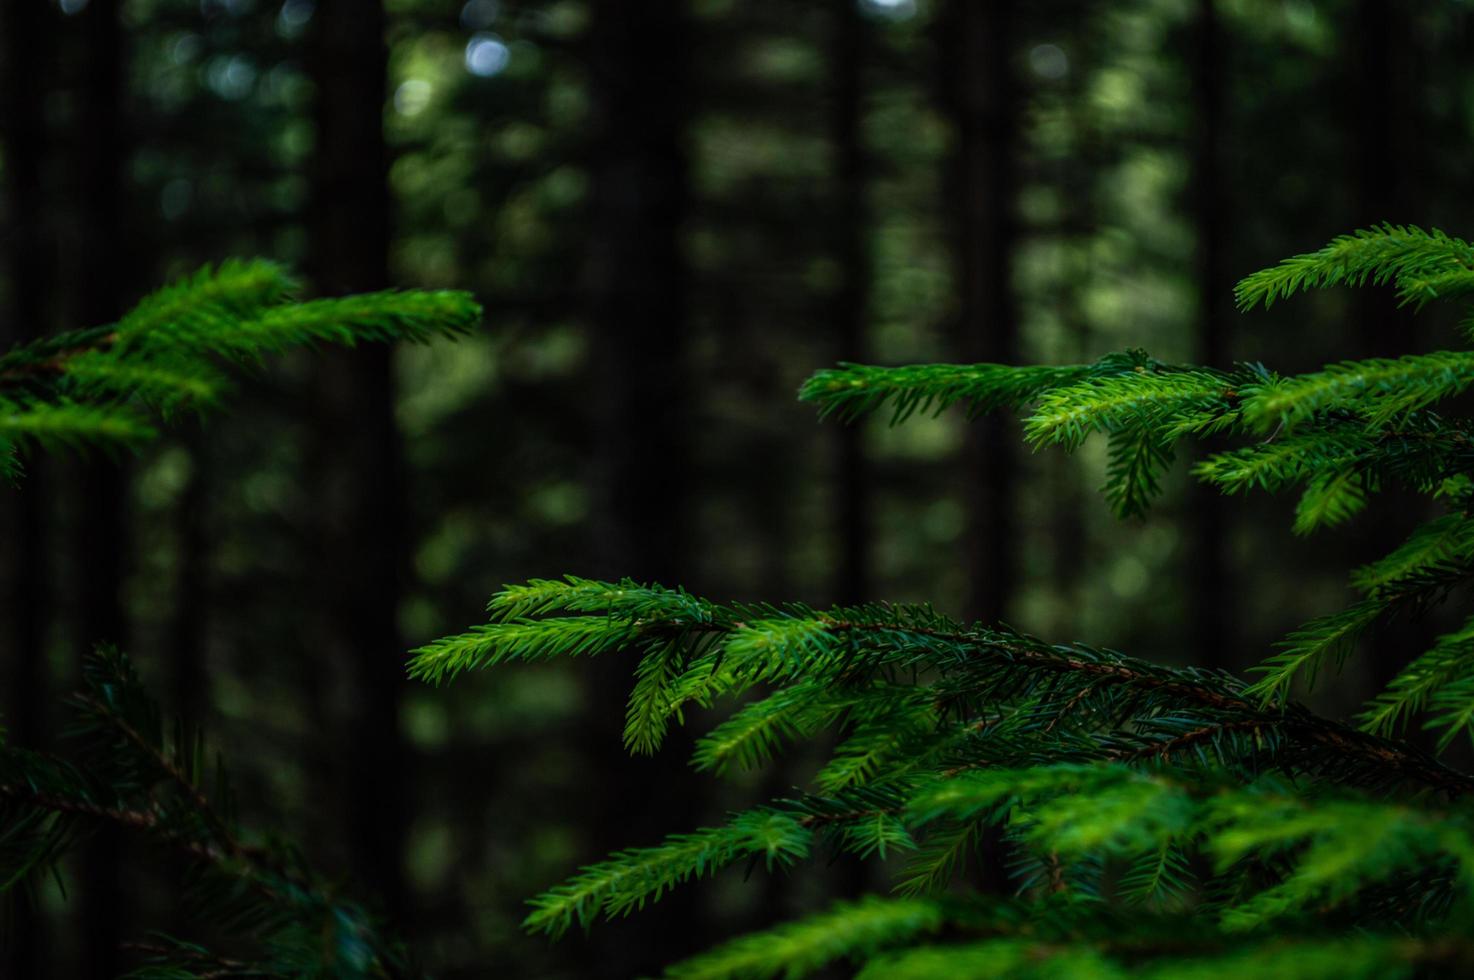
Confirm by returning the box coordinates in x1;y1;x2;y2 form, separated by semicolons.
586;13;691;587
944;0;1019;626
75;0;132;974
1349;0;1422;701
1048;65;1092;635
583;4;698;975
170;434;209;724
308;0;411;926
1;1;54;974
1189;0;1233;669
832;0;872;608
1349;0;1410;365
824;0;875;906
941;0;1020;895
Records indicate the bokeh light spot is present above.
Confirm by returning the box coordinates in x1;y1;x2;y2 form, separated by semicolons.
395;79;433;116
205;54;258;100
277;0;314;37
465;33;510;78
860;0;916;21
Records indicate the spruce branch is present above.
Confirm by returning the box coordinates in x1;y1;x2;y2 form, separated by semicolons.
522;810;812;937
0;649;413;978
661;896;950;980
796;349;1160;424
0;261;480;476
417;224;1474;976
1234;224;1474;311
420;578;1474;796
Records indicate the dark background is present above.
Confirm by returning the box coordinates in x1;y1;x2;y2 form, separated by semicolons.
2;0;1473;976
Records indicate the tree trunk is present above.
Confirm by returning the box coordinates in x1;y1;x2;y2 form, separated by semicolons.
832;0;872;608
582;4;698;975
1189;0;1233;669
1;0;55;973
586;10;691;588
308;0;411;927
946;0;1020;626
942;0;1021;895
1351;0;1398;322
1349;0;1423;705
74;1;131;974
170;434;209;726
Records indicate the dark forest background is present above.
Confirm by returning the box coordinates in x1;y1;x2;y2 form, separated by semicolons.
2;0;1474;977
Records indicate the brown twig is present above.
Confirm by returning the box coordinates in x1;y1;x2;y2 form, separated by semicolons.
72;692;272;867
0;331;117;383
0;782;225;864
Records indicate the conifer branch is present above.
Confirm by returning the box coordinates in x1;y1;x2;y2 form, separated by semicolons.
417;225;1474;975
522;810;812;937
796;350;1161;424
421;578;1474;796
1;650;412;978
662;896;949;980
1234;224;1474;311
0;261;480;477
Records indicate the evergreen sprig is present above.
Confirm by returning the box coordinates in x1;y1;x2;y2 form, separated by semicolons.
663;896;950;980
0;259;480;475
1233;223;1474;311
522;809;813;938
419;225;1474;977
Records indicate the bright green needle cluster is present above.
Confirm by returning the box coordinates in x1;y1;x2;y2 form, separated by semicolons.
0;259;480;476
521;809;813;938
419;225;1474;978
1233;223;1474;311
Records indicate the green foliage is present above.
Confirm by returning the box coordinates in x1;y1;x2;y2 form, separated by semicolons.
418;571;1474;969
799;360;1101;424
1234;223;1474;311
1240;352;1474;430
420;225;1474;976
522;809;812;938
664;896;949;980
0;259;475;975
0;649;410;978
0;259;480;476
